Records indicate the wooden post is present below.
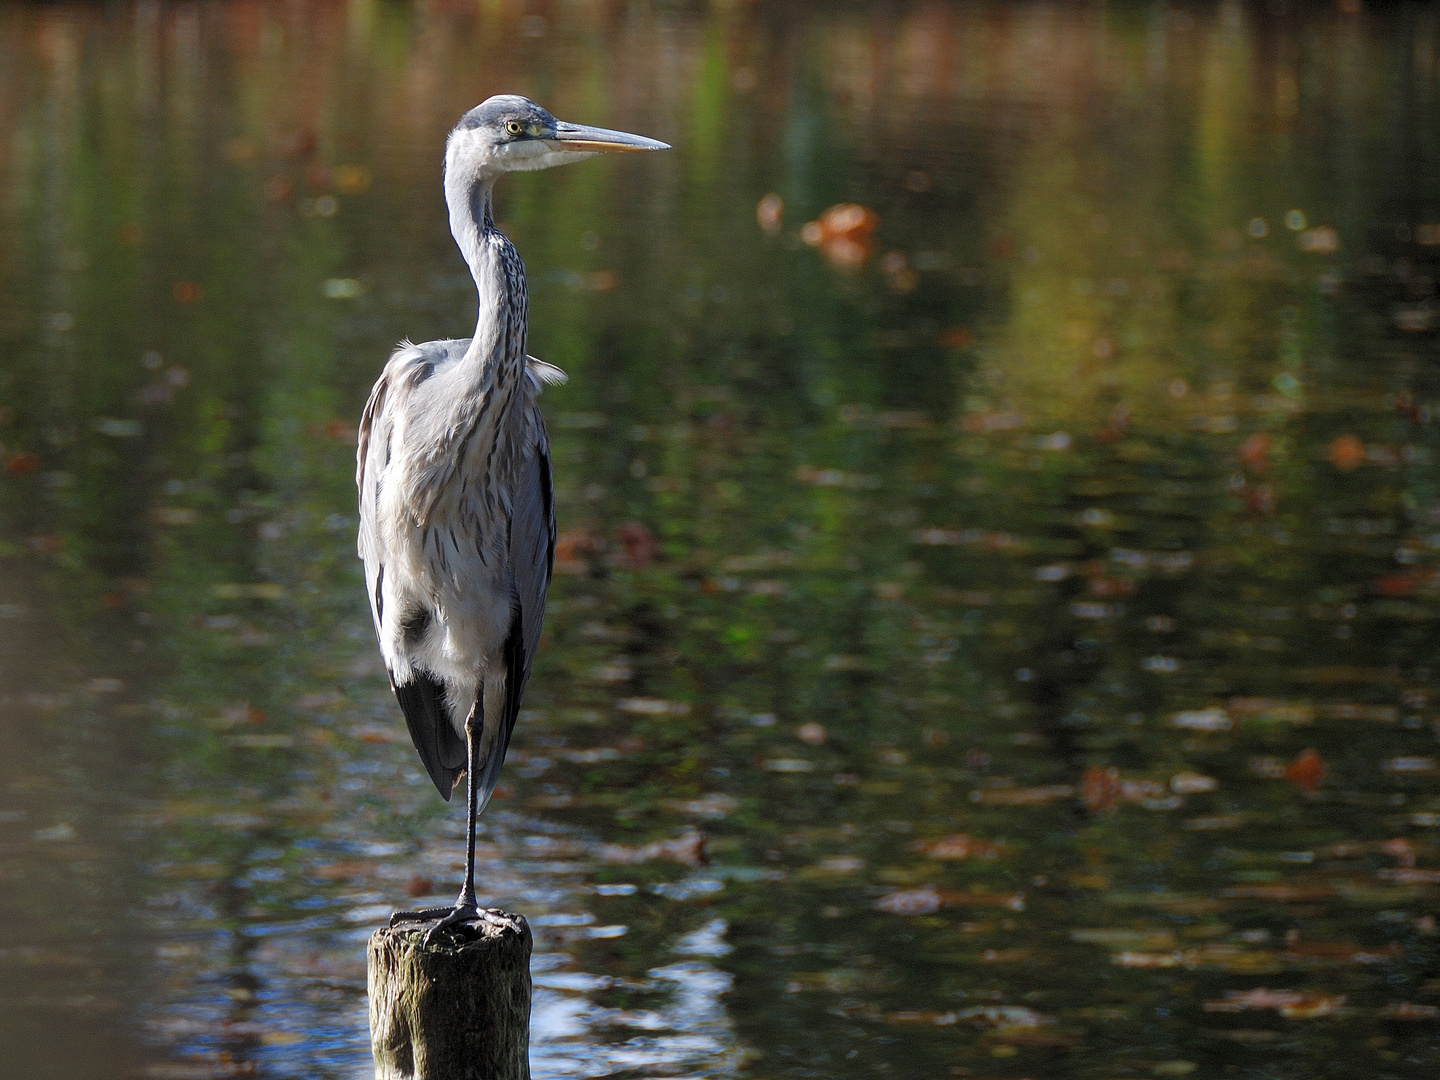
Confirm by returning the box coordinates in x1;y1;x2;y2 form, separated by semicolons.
367;910;532;1080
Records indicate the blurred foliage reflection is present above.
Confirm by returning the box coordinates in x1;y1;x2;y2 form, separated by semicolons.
3;1;1440;1078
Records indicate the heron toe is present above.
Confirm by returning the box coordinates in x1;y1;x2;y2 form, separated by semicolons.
420;902;485;945
388;905;458;928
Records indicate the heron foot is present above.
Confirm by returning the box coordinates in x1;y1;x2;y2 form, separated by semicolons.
421;903;481;946
389;906;458;927
390;903;504;945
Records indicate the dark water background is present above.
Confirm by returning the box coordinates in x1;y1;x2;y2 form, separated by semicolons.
4;0;1440;1077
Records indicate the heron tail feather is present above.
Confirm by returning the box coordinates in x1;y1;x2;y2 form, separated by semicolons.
393;670;466;800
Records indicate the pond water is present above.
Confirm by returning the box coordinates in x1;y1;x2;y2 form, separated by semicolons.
4;1;1440;1077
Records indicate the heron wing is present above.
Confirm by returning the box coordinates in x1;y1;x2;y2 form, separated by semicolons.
469;409;556;810
512;408;556;677
357;341;468;799
392;670;465;800
356;359;391;644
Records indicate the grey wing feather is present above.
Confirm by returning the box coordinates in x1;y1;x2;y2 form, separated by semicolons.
512;409;555;693
393;671;465;800
471;414;555;812
356;342;469;798
356;362;391;644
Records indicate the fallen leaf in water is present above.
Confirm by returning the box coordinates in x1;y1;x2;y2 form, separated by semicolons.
1203;988;1345;1018
1381;1002;1440;1019
800;204;879;268
598;832;706;867
1285;748;1325;792
1083;765;1121;812
553;528;598;574
312;861;377;880
3;451;39;477
960;409;1024;432
802;204;878;244
1239;431;1272;472
938;326;974;349
614;523;657;569
875;887;941;915
913;833;998;860
1328;434;1365;470
1372;569;1440;596
796;722;827;746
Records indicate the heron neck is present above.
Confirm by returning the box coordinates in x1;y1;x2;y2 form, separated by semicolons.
450;175;496;295
448;177;515;371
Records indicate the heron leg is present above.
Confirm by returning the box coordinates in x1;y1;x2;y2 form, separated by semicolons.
414;692;485;945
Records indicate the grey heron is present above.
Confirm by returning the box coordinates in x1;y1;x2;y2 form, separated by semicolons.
356;96;668;940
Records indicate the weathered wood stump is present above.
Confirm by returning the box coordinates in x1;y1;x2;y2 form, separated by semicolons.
367;910;532;1080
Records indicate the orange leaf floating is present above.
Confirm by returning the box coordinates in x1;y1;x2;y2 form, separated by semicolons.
1203;988;1345;1018
1082;765;1121;813
1243;482;1275;515
171;280;203;304
3;450;39;477
614;522;657;569
1372;568;1440;597
1328;434;1365;470
598;831;706;868
553;528;598;575
1285;748;1325;792
1239;431;1272;473
800;203;879;269
914;833;999;860
1382;1002;1440;1020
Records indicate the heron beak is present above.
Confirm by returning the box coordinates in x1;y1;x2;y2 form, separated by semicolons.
551;121;670;154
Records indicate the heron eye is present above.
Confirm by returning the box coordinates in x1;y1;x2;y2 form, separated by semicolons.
505;121;524;136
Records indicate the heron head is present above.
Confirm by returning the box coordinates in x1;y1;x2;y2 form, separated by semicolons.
446;95;669;182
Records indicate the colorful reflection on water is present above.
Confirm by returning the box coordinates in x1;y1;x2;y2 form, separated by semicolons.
3;0;1440;1077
